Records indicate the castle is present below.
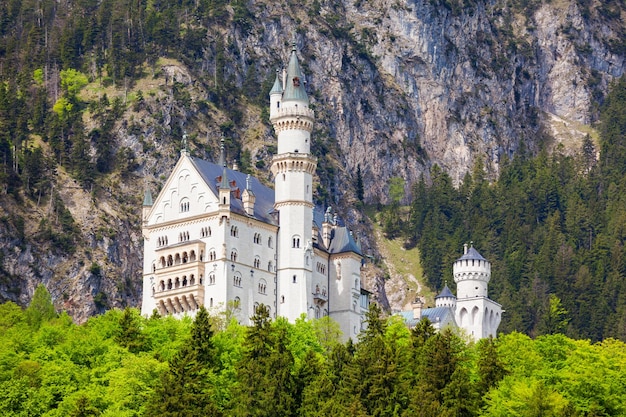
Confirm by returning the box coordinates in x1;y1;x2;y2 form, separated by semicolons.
399;244;502;340
140;45;370;340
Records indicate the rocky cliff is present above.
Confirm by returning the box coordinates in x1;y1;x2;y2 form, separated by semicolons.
0;0;624;319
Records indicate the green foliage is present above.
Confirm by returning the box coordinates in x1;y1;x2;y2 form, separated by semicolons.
1;304;626;416
25;284;57;329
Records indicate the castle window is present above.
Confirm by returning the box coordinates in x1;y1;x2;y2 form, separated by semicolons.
322;287;327;297
281;295;285;303
253;233;261;244
268;261;273;272
175;278;180;289
258;279;267;295
233;274;242;287
190;251;196;262
293;275;297;283
210;298;213;307
231;226;239;237
315;306;320;319
234;297;241;308
209;250;216;261
268;237;273;248
180;199;190;212
190;275;196;285
159;280;165;291
182;252;188;263
182;276;188;286
254;257;260;268
201;226;212;237
167;279;172;290
230;250;238;262
292;236;300;248
209;273;215;285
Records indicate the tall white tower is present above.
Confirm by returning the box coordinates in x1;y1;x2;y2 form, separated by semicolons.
453;244;502;339
270;44;317;321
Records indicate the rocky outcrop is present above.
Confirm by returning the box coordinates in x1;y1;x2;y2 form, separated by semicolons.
0;0;624;320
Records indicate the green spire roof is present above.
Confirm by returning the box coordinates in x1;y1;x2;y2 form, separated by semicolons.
220;166;230;190
270;70;283;95
282;44;309;104
143;189;153;206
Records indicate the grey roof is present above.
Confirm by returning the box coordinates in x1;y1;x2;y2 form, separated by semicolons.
282;46;309;104
143;189;153;206
190;157;277;225
270;71;283;94
397;311;420;328
457;246;487;261
328;227;362;255
435;285;456;299
421;307;456;324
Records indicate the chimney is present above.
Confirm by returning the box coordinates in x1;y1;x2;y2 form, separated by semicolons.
412;296;424;320
242;174;255;216
463;243;468;255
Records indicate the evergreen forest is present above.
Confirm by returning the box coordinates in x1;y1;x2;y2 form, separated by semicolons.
380;75;626;342
2;285;626;417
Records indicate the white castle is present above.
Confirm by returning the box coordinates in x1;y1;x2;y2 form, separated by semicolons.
400;243;503;339
140;45;370;340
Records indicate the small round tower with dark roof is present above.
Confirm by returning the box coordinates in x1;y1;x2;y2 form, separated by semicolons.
453;243;502;339
435;284;457;309
453;243;490;299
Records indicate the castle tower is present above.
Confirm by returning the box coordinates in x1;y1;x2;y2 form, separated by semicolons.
270;43;317;321
453;244;502;339
435;284;457;309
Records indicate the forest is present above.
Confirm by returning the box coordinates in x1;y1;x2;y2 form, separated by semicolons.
379;75;626;342
1;284;625;417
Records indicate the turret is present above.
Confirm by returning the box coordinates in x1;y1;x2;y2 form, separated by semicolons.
453;243;491;299
142;188;153;223
435;284;457;309
269;69;283;119
412;296;424;320
322;207;333;248
269;42;314;155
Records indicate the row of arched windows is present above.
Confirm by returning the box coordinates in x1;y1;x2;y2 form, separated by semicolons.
157;274;202;292
159;250;200;268
316;262;326;275
201;226;211;237
253;233;261;244
180;199;190;212
157;236;168;247
230;226;239;237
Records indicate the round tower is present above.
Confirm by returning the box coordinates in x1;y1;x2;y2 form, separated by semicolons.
453;243;491;299
435;284;457;309
270;43;317;322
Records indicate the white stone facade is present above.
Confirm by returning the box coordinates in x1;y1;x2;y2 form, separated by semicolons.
141;46;368;340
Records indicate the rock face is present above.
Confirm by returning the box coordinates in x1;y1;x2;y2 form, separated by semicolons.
0;0;624;320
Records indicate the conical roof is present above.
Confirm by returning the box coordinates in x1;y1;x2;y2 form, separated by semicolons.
457;245;487;261
270;70;283;95
282;45;309;104
435;284;456;299
143;189;153;206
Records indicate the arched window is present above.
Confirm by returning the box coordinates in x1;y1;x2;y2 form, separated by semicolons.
180;198;190;212
159;280;165;291
268;261;273;272
190;250;196;262
230;226;239;237
258;279;267;294
293;275;297;283
292;236;300;248
209;273;215;285
234;297;241;308
182;276;188;286
253;233;261;244
230;250;238;262
268;236;273;248
254;257;260;268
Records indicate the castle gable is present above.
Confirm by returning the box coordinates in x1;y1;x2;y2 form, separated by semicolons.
146;154;219;225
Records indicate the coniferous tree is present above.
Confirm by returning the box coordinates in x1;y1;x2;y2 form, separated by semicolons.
25;284;57;329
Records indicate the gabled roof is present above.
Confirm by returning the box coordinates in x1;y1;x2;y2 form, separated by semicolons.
457;246;487;261
189;157;276;225
435;284;456;299
328;227;362;255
